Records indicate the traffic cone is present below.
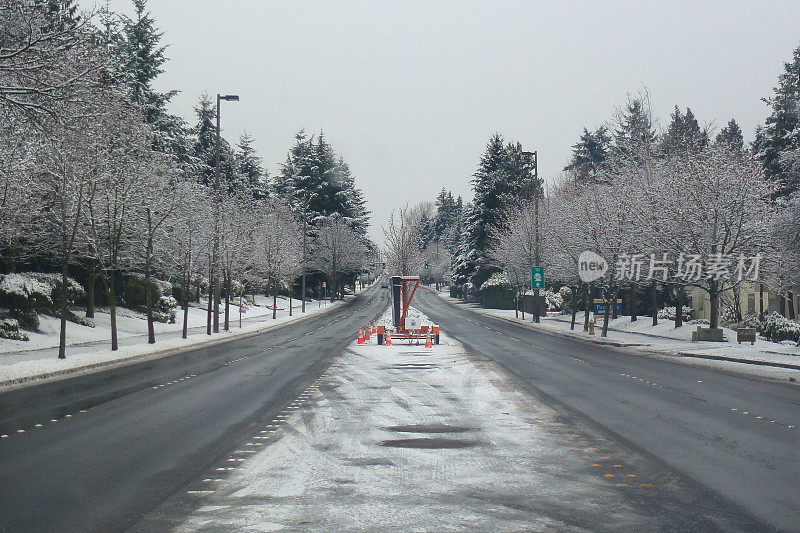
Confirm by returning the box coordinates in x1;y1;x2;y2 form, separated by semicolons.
357;327;365;344
385;330;392;346
425;332;432;348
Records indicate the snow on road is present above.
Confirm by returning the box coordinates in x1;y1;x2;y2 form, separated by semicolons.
174;309;694;532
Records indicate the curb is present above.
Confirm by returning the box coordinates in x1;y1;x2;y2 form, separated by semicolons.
431;289;800;372
675;351;800;371
0;290;368;392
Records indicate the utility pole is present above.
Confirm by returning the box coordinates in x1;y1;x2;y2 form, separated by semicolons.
212;93;239;333
301;194;308;313
523;150;540;323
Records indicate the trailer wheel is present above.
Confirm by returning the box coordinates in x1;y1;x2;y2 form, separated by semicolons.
378;333;384;345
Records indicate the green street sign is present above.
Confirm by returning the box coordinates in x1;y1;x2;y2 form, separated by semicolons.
531;266;545;290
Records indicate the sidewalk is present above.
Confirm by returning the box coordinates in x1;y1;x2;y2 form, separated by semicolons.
0;286;371;388
433;290;800;378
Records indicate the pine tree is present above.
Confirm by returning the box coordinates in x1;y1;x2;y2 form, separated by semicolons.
613;94;658;163
662;106;709;155
236;133;268;199
716;119;744;153
274;130;369;235
753;43;800;197
564;126;611;183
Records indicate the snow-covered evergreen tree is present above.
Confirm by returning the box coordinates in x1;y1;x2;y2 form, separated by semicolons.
754;43;800;197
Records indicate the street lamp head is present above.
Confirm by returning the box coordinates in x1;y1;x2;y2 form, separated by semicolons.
221;94;239;101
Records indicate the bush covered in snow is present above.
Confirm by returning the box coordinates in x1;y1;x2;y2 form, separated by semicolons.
0;273;53;308
0;317;28;341
543;289;564;311
153;295;178;324
120;273;173;310
759;312;800;343
657;306;693;321
0;272;87;330
480;272;511;290
479;273;515;309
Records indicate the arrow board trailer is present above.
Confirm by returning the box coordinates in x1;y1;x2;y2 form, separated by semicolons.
377;275;439;344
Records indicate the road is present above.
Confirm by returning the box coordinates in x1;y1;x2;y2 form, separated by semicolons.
0;286;387;533
414;288;800;531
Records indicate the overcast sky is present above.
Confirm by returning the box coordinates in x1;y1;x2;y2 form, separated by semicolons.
89;0;800;244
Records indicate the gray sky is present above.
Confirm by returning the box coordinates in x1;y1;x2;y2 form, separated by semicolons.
91;0;800;244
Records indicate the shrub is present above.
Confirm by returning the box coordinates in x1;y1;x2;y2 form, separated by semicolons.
10;307;39;331
0;317;29;341
759;312;800;343
152;295;178;324
0;273;52;310
119;273;173;310
657;306;693;321
543;289;564;311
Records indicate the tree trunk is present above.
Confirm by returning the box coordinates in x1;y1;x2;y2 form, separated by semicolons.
602;289;614;337
788;292;796;320
515;291;519;319
520;291;525;320
570;285;578;330
709;280;720;329
651;280;658;326
289;287;293;317
759;283;765;321
86;262;97;318
272;279;278;319
675;286;684;328
108;272;118;351
629;287;637;322
58;262;69;359
182;272;189;339
224;272;230;331
145;236;156;345
583;283;591;332
206;263;213;335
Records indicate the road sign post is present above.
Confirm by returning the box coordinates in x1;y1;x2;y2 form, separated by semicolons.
531;266;545;323
531;266;545;290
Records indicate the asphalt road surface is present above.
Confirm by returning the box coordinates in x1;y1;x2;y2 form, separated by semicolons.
414;288;800;531
0;286;387;533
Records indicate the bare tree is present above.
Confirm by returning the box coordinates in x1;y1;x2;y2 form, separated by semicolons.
312;213;366;300
383;205;424;276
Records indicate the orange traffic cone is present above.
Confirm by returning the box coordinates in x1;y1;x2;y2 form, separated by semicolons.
425;332;432;348
357;327;365;344
385;330;392;346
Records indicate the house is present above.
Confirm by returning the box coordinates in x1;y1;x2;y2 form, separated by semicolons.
691;282;799;321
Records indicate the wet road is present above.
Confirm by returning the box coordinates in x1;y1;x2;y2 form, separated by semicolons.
0;287;387;533
158;328;762;532
414;288;800;531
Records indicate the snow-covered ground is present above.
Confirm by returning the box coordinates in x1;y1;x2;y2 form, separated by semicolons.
434;290;800;379
172;308;685;531
0;290;365;386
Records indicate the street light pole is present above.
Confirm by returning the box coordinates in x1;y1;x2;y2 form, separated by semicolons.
212;93;239;334
523;150;540;323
